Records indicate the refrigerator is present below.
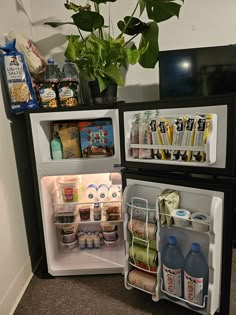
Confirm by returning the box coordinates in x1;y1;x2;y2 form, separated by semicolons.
25;94;236;315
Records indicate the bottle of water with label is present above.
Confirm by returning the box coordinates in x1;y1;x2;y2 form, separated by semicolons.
59;59;81;107
39;58;60;108
184;243;208;306
162;235;184;298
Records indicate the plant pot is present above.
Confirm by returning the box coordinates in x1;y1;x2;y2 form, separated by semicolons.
88;80;117;105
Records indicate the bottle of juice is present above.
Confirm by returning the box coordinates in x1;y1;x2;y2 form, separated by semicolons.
184;243;208;306
162;235;184;298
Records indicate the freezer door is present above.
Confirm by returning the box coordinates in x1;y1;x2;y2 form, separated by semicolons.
119;95;236;176
26;107;121;177
122;171;232;315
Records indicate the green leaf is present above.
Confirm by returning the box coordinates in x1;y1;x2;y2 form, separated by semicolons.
126;48;140;65
139;0;146;16
145;0;182;22
96;75;109;92
65;35;80;62
102;64;124;86
117;17;148;36
72;11;104;32
44;22;75;28
139;21;159;68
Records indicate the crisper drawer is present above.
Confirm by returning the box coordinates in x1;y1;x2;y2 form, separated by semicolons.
119;95;236;176
27;107;121;177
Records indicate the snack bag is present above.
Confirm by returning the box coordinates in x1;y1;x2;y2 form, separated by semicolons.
6;31;46;77
171;117;184;160
192;114;212;162
129;113;140;158
59;125;81;159
180;116;196;161
158;190;179;227
0;39;38;114
138;111;153;159
156;117;172;159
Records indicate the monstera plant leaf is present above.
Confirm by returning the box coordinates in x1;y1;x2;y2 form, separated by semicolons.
139;21;159;68
117;16;148;36
145;0;182;22
72;11;104;32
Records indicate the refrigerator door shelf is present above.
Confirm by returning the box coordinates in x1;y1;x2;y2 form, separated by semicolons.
160;278;208;309
123;177;225;314
128;113;217;167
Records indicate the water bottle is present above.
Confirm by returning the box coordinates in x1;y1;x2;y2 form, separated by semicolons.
50;132;63;159
39;58;60;108
184;243;208;306
59;59;81;107
162;235;184;298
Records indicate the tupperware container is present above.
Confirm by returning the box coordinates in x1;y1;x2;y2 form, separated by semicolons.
59;176;81;202
100;222;117;232
78;205;91;221
103;230;118;241
104;239;119;248
61;230;77;243
54;205;77;224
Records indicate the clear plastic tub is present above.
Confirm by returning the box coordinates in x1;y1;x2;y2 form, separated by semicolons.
59;176;81;202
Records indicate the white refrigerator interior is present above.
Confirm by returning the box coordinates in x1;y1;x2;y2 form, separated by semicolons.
40;172;125;276
123;178;223;315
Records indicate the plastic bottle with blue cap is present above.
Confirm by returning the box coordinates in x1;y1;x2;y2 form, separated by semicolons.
184;242;208;306
162;235;184;298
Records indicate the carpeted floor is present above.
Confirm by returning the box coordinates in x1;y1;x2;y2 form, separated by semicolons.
14;250;236;315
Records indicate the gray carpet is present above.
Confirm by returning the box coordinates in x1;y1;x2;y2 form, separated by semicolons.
14;250;236;315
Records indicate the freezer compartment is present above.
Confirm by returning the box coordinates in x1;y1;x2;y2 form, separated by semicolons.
29;109;120;176
40;172;125;276
121;103;228;170
123;179;223;315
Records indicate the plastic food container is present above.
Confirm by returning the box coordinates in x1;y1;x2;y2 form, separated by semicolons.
103;230;118;241
191;212;209;232
100;222;117;232
172;209;191;227
59;176;81;202
104;239;119;248
78;205;91;221
61;240;77;249
61;231;77;243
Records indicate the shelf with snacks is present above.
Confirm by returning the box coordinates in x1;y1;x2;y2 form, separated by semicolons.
126;111;217;166
53;201;123;226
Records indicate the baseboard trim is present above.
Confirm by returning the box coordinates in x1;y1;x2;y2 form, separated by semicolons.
0;256;33;315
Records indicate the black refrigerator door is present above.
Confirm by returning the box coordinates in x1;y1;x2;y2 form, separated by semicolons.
122;170;233;315
119;95;236;177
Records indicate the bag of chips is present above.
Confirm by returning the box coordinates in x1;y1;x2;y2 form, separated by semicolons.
0;39;38;114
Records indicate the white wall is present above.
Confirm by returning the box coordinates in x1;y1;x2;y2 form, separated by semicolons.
31;0;236;102
0;1;34;315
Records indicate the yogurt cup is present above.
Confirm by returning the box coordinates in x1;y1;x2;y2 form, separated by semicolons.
172;209;191;227
104;239;119;248
191;212;209;232
62;231;77;243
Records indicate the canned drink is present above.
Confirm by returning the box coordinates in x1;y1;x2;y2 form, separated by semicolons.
128;205;156;223
128;219;156;240
128;245;157;268
128;269;156;293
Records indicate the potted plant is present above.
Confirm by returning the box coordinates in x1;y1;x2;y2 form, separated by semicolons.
45;0;184;104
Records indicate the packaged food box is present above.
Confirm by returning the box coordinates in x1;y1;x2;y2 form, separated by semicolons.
78;119;114;158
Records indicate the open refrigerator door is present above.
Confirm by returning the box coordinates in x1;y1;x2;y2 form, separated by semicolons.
123;174;230;315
